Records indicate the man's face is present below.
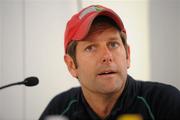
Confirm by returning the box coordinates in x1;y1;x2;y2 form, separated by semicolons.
65;26;130;95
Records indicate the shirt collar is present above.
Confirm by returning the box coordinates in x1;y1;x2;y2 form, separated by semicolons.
79;75;136;119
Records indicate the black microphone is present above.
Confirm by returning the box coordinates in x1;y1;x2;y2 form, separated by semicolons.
0;76;39;90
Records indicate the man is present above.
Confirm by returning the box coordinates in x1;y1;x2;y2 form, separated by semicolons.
40;5;180;120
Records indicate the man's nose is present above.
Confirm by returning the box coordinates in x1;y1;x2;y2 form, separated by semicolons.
100;46;113;64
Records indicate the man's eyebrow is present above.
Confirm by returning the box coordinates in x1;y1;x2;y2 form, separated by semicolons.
80;39;95;44
108;36;121;41
78;40;95;47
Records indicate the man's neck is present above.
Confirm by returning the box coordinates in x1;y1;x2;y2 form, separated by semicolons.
82;88;123;119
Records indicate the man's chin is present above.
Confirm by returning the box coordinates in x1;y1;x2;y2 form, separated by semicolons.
99;87;121;95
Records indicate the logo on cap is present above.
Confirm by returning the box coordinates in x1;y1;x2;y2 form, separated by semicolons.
79;5;104;19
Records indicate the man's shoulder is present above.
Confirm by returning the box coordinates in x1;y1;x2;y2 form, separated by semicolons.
128;76;179;94
127;75;179;99
52;87;81;103
128;76;180;119
44;87;81;111
39;87;81;119
134;78;180;104
138;80;179;95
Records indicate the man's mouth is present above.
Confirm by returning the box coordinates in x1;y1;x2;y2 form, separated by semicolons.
98;71;116;76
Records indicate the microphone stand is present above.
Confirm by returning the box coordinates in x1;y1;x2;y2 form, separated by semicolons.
0;82;22;90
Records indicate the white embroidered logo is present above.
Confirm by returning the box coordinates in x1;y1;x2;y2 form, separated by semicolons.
79;6;104;19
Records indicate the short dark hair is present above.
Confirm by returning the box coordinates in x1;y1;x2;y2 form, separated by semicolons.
66;16;127;68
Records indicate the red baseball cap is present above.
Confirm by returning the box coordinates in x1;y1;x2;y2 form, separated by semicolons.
64;5;126;53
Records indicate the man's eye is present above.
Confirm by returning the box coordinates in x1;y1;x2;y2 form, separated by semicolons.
85;45;96;52
109;42;119;48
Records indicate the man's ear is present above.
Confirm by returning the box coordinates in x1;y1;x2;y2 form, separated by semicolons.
64;54;78;78
126;45;131;69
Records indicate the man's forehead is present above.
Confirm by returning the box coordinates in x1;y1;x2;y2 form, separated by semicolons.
85;22;118;38
80;27;121;43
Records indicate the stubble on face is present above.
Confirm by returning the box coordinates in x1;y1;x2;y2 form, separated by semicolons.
75;26;130;96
